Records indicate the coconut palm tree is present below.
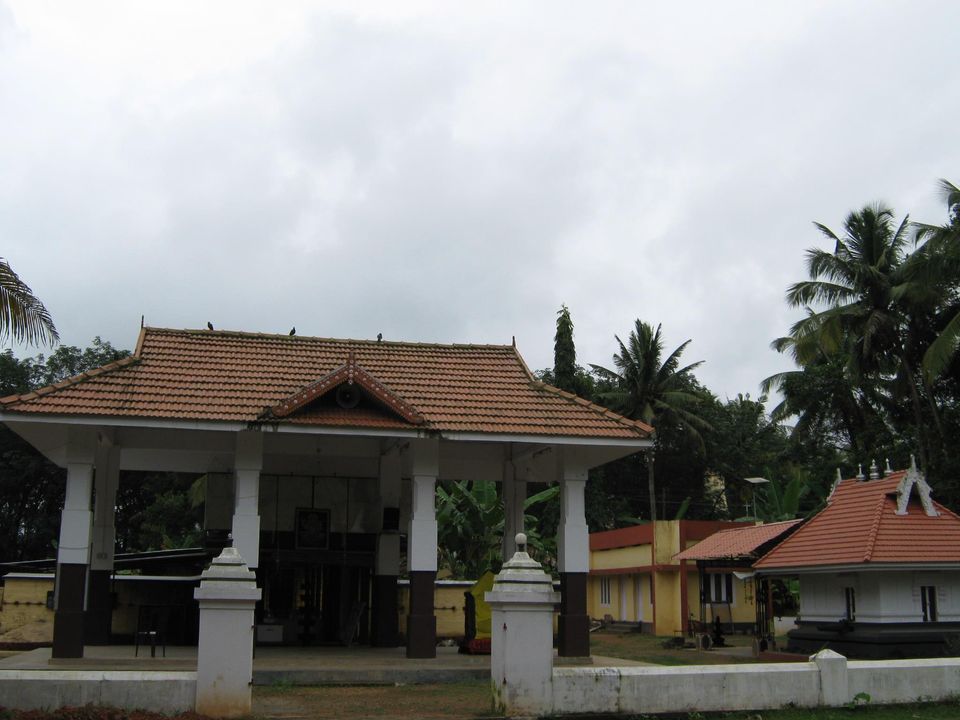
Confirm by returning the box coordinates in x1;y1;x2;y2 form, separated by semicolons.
778;204;941;471
591;320;709;522
909;179;960;383
0;258;58;346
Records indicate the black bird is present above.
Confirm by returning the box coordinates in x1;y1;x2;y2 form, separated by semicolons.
289;327;296;336
377;333;382;342
207;322;214;331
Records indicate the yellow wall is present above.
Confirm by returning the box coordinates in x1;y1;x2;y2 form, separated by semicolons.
589;522;760;636
591;545;652;571
653;521;681;564
690;572;757;627
397;582;470;638
2;575;479;643
0;576;54;638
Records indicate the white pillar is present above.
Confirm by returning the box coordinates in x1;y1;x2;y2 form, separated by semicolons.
813;649;849;706
52;428;97;658
557;449;590;656
558;456;589;575
501;460;525;560
231;431;263;569
90;444;120;572
194;547;262;718
406;437;438;658
373;449;402;646
486;533;560;717
377;450;402;576
87;441;121;644
408;438;438;574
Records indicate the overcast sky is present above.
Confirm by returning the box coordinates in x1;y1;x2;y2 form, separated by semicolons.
1;1;958;402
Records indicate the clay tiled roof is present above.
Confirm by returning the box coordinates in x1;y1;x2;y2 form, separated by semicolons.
675;519;802;561
0;327;653;440
754;472;960;571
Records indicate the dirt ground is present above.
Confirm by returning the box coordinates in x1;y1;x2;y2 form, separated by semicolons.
253;681;496;720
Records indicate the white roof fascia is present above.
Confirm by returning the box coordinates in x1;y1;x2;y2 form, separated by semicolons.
755;562;960;575
440;431;652;448
1;411;653;447
0;412;248;433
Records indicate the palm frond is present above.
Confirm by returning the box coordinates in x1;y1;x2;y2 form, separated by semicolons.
0;259;59;346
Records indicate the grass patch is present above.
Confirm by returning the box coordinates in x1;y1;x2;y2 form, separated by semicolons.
589;630;761;666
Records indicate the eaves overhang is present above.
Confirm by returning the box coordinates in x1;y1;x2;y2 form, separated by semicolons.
1;411;654;446
754;561;960;576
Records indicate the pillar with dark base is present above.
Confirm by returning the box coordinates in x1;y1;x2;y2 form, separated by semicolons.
86;443;120;646
53;563;88;658
406;570;437;658
557;452;590;657
371;574;399;647
52;439;96;660
406;438;439;659
84;569;112;645
373;452;402;647
558;572;590;657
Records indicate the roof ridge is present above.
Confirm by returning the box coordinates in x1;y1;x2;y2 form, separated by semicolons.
862;487;887;562
143;326;516;351
532;381;654;436
0;356;140;407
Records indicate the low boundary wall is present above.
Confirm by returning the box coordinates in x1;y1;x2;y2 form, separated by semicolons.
0;670;196;714
551;652;960;716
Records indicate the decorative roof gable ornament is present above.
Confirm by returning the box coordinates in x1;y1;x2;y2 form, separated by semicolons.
266;350;424;425
895;456;939;517
827;467;842;500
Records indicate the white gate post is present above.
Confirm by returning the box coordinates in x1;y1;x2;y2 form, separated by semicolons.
194;547;262;717
486;533;560;717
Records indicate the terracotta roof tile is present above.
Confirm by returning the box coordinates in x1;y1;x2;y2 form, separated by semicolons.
674;519;803;561
0;327;653;440
754;472;960;571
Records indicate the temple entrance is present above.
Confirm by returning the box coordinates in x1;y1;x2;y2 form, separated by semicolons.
258;553;374;646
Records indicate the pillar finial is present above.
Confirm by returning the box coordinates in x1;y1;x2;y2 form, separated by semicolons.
515;532;527;553
869;459;880;480
856;464;865;481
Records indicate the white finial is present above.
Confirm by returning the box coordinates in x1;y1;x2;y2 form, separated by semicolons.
856;464;865;481
909;454;918;472
515;532;527;551
869;459;879;480
885;458;893;474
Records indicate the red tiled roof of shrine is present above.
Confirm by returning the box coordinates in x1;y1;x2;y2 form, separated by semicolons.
754;471;960;571
674;519;802;561
0;327;654;439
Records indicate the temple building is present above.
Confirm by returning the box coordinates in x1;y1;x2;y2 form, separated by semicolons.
0;326;652;659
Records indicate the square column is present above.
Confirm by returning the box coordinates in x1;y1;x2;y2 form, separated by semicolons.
372;449;401;647
86;442;120;645
501;460;525;561
52;429;97;659
231;431;263;569
557;451;590;657
406;437;438;658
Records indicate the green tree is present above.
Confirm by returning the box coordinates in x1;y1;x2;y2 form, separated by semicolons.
0;257;58;346
778;204;940;471
554;304;577;393
436;480;558;578
910;179;960;383
591;320;710;522
0;339;202;561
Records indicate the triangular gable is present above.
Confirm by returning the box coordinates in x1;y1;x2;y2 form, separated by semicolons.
895;456;939;517
267;350;424;425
